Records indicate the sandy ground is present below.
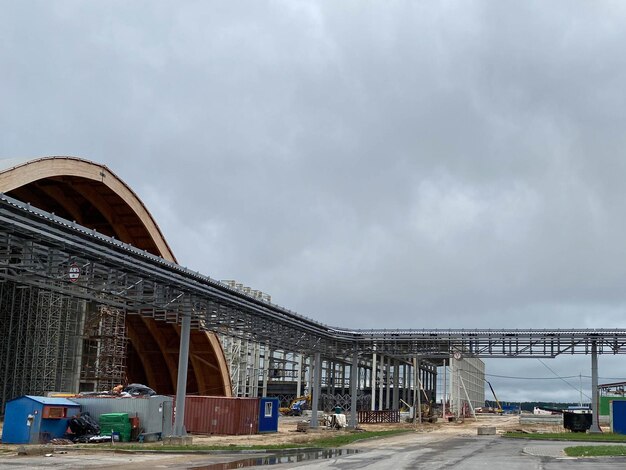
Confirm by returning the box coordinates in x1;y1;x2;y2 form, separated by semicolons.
0;413;575;453
186;413;561;448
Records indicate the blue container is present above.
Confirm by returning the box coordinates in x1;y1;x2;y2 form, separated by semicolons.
611;400;626;434
258;397;279;433
1;396;81;444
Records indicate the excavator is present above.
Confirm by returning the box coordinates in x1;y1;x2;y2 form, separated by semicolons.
279;395;311;416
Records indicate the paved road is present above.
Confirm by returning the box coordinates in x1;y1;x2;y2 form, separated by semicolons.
266;435;626;470
2;435;626;469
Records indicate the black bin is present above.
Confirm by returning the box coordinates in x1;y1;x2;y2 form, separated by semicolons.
563;412;592;433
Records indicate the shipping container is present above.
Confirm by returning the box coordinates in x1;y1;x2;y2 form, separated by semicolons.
183;396;259;435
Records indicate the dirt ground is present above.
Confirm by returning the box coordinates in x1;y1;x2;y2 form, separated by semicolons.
0;413;575;452
187;413;562;447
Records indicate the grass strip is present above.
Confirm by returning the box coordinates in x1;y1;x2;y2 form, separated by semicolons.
503;432;626;442
565;445;626;457
75;429;411;452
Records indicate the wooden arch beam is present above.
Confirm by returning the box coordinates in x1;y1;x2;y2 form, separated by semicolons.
0;156;232;397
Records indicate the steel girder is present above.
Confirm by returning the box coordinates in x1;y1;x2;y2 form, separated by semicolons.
1;193;626;361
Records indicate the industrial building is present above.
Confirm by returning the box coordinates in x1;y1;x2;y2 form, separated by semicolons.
9;156;622;434
0;156;446;420
0;157;230;414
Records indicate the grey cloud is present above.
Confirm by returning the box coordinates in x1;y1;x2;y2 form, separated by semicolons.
3;0;626;401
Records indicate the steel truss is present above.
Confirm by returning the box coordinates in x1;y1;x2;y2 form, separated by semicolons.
1;193;626;362
3;193;620;427
80;304;126;391
0;280;82;409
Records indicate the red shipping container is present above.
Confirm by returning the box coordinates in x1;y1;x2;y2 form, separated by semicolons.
183;396;259;435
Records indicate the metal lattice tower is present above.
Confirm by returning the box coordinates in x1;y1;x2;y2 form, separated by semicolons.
80;305;126;391
0;281;83;413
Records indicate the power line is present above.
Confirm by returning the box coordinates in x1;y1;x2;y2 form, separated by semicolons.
486;373;626;381
537;359;592;400
486;373;580;380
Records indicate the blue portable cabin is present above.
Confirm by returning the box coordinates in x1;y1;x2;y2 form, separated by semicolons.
611;400;626;434
1;395;81;444
258;397;279;433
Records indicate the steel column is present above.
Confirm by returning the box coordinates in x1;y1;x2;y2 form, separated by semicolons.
371;352;377;411
310;352;321;429
350;349;358;428
172;312;191;437
378;355;384;410
296;353;302;397
590;341;601;433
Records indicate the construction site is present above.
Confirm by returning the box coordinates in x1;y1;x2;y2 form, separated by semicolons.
2;156;626;453
0;157;477;440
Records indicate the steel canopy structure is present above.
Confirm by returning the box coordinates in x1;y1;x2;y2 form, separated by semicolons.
0;157;230;398
2;193;626;360
0;192;622;433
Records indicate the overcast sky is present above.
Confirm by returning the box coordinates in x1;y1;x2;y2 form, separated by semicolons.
3;1;626;402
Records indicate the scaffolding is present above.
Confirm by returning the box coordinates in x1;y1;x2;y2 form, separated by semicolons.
0;281;83;414
79;304;127;392
219;334;263;397
0;277;128;414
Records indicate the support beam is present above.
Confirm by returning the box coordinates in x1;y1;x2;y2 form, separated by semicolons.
262;345;270;397
416;358;422;424
385;356;391;410
459;374;476;421
590;341;602;433
350;349;358;428
296;353;302;397
371;352;377;411
172;312;191;437
378;354;384;410
442;359;447;418
393;359;400;410
310;352;321;429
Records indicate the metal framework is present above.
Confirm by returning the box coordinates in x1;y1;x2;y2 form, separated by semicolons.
0;280;83;408
1;194;625;361
0;193;624;427
80;304;126;391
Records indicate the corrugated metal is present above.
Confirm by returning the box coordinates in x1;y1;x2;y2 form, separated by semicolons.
184;396;259;435
71;395;173;434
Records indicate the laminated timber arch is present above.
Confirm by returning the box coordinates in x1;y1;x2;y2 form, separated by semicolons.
0;156;231;396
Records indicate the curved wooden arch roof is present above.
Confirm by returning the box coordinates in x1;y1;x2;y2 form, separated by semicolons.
0;156;231;396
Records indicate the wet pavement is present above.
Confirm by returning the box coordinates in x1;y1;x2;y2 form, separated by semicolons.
3;435;626;469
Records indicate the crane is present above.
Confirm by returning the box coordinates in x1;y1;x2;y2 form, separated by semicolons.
486;380;503;414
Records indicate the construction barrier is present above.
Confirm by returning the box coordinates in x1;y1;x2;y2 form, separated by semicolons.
357;410;400;424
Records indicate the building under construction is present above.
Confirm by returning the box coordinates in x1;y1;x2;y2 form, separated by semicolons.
0;156;460;419
0;157;231;414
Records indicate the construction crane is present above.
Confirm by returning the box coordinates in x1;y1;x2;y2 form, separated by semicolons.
486;380;503;414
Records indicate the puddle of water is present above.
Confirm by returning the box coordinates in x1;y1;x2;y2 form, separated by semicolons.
190;449;359;469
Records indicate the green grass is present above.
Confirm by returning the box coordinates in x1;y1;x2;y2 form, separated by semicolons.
565;445;626;457
75;429;410;452
503;432;626;442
